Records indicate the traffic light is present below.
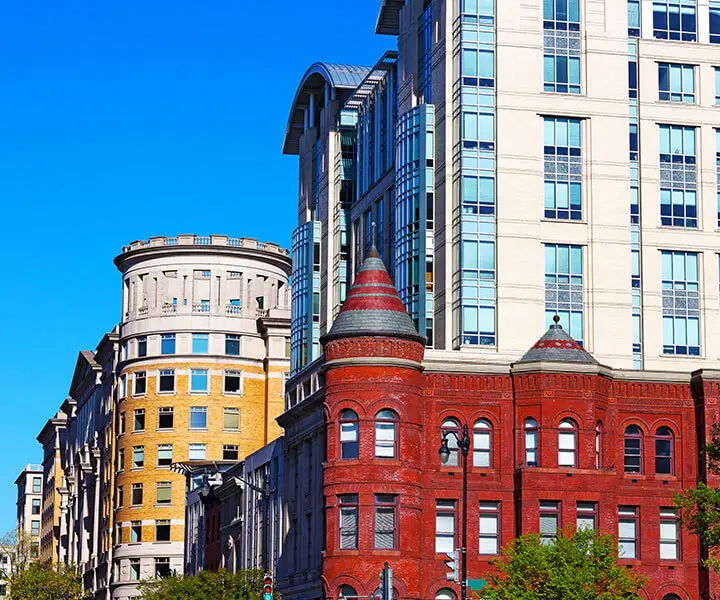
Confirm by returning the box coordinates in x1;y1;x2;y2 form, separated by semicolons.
445;550;459;582
378;562;393;600
262;574;273;600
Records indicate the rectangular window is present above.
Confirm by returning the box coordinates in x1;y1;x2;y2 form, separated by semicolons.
156;481;172;505
188;443;207;461
661;251;700;355
653;0;697;40
712;1;720;42
628;0;641;35
658;63;695;102
161;334;176;355
479;501;500;554
155;520;171;542
339;494;359;549
544;244;584;343
137;336;147;357
130;559;140;581
132;446;144;469
225;334;241;356
119;374;127;398
31;498;41;515
158;369;175;393
134;371;146;396
224;370;242;394
539;501;560;545
374;495;397;550
576;501;596;531
435;500;457;553
157;444;172;467
192;333;209;354
131;483;143;506
30;520;40;536
158;407;174;430
544;118;582;221
131;521;142;543
223;444;239;460
119;413;126;435
618;506;638;559
118;449;125;472
543;0;581;94
118;485;124;507
190;369;209;392
133;409;145;432
155;557;171;579
189;406;208;429
223;407;240;431
418;2;432;102
659;124;697;228
660;508;680;559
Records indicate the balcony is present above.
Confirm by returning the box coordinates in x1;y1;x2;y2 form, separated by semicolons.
226;304;242;316
192;302;211;314
162;302;177;314
137;306;148;317
122;234;289;256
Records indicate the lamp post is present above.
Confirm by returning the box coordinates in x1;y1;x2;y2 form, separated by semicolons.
438;424;471;600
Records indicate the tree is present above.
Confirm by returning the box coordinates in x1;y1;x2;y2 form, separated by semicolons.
8;562;83;600
480;528;646;600
138;568;269;600
0;530;36;575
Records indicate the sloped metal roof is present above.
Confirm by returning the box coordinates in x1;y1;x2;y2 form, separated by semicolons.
518;317;597;364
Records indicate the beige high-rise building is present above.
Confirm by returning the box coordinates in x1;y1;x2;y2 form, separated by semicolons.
14;464;42;560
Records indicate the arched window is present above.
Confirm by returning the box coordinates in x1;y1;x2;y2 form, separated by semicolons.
435;589;457;600
375;410;398;458
340;410;359;460
338;585;358;600
524;418;538;466
624;425;643;473
661;595;681;600
473;419;492;468
595;422;603;469
558;419;578;467
441;419;460;466
655;426;674;475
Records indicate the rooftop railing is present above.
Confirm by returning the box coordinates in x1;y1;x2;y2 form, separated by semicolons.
122;235;289;256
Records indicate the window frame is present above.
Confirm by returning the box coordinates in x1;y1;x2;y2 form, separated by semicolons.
134;371;146;396
160;333;176;355
223;407;241;432
158;369;175;393
223;370;243;395
618;505;639;559
155;519;171;542
539;500;560;545
158;407;174;430
374;409;398;459
624;425;644;474
131;520;142;543
188;443;207;461
524;418;539;466
137;336;147;357
340;410;359;460
225;334;241;356
133;408;145;432
192;333;209;354
156;481;172;505
132;446;144;470
223;444;239;460
374;494;398;550
658;62;696;103
189;406;208;430
655;426;675;475
478;501;500;555
441;418;461;467
576;501;597;531
131;483;143;507
190;368;209;393
157;444;173;468
473;419;493;468
339;494;359;550
435;499;457;553
558;418;578;468
595;421;603;469
660;507;680;560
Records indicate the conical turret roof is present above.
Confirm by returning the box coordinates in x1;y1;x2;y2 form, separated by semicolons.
518;316;597;364
321;246;426;345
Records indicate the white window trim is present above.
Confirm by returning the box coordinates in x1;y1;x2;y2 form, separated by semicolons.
222;369;244;396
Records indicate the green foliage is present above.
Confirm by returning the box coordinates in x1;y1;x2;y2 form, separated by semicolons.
9;562;83;600
138;568;270;600
480;528;646;600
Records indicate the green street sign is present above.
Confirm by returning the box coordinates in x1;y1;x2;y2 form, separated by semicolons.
467;579;486;591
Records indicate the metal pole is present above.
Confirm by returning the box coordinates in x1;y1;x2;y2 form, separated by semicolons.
461;424;469;600
262;472;269;574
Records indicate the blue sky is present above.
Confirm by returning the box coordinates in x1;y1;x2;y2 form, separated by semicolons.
0;1;392;534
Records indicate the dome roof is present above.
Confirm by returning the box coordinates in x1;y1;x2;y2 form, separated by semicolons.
517;316;597;364
321;246;425;345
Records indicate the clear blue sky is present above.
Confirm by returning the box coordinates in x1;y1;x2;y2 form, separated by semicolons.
0;1;392;533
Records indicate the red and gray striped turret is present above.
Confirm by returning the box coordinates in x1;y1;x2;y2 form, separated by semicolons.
321;245;426;345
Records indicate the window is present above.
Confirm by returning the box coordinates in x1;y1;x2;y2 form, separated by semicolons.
131;521;142;543
190;369;209;392
713;0;720;42
595;422;603;469
441;419;461;467
158;369;175;393
543;0;581;94
132;446;144;469
131;483;143;506
418;1;432;102
137;336;147;357
544;117;582;220
133;409;145;432
339;586;358;600
223;444;239;460
558;419;578;467
158;407;173;429
118;449;125;472
192;333;209;354
628;0;641;35
436;500;456;553
189;444;206;461
156;481;172;505
525;418;538;466
30;520;39;536
155;520;171;542
539;501;560;545
118;485;124;507
661;251;700;355
157;444;172;467
339;494;358;549
340;410;359;459
223;407;240;431
31;498;40;515
618;506;639;558
155;557;171;578
660;508;680;559
224;370;242;394
119;374;127;398
190;406;208;429
134;371;146;395
716;68;720;104
225;334;241;356
655;426;675;475
129;558;140;581
374;495;397;549
375;410;398;458
659;125;697;228
479;501;500;554
161;334;175;355
658;63;695;102
473;419;492;468
624;425;643;473
120;413;125;435
545;244;584;343
461;47;494;88
653;0;697;41
576;502;596;531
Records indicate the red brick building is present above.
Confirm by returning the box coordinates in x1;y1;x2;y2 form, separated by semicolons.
277;246;720;600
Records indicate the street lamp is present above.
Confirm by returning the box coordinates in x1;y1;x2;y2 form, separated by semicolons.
438;423;471;600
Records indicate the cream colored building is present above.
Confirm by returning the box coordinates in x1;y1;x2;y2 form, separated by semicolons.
111;235;290;600
14;464;42;560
